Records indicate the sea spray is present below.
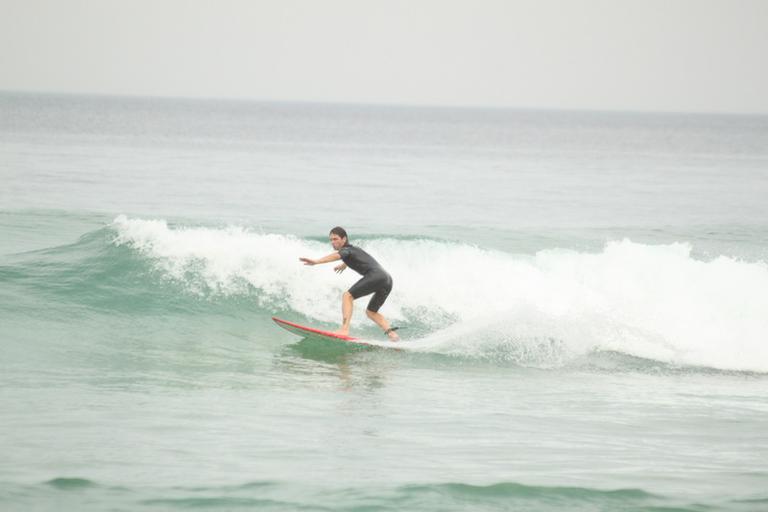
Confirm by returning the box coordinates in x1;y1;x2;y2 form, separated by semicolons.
111;216;768;372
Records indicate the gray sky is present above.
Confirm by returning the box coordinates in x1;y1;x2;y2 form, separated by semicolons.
1;0;767;113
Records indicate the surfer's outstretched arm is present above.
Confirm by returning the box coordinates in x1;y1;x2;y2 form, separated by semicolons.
299;252;341;266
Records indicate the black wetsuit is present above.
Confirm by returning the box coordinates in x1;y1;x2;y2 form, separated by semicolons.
338;244;393;313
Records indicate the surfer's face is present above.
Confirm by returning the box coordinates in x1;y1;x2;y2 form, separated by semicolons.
329;234;346;250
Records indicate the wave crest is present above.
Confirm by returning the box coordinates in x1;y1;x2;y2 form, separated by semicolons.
110;216;768;372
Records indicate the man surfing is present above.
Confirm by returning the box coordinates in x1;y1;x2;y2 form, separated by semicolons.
300;227;400;341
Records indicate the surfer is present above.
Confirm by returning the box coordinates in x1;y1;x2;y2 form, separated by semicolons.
300;227;400;341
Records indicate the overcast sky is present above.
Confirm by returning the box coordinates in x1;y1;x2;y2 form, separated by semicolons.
1;0;767;113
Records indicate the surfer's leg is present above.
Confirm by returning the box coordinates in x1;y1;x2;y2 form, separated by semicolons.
365;275;397;341
335;291;354;335
341;274;377;335
366;309;400;341
338;275;374;335
345;273;393;337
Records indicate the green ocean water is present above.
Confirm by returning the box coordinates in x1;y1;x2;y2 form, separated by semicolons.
2;93;768;511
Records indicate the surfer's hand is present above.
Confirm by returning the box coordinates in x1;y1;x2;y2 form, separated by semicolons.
334;263;347;273
300;257;316;266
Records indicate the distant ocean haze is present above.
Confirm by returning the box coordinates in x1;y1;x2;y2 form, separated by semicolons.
2;93;767;236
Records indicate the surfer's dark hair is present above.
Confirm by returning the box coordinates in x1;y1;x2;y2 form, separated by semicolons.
329;226;349;245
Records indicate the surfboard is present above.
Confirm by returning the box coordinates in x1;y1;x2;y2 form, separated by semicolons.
272;316;378;347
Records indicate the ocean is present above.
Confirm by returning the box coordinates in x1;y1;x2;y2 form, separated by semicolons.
1;92;767;511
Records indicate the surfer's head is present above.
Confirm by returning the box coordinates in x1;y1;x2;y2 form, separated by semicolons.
329;226;349;250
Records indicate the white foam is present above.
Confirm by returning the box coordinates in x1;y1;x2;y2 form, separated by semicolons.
112;216;768;372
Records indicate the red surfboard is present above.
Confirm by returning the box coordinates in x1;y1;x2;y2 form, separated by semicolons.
272;317;379;347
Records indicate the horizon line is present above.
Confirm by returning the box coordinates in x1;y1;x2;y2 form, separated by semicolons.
2;88;766;118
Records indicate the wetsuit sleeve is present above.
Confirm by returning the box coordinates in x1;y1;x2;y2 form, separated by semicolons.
338;246;350;261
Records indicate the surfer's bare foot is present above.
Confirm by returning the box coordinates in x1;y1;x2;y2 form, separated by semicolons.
387;330;400;342
334;328;349;336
